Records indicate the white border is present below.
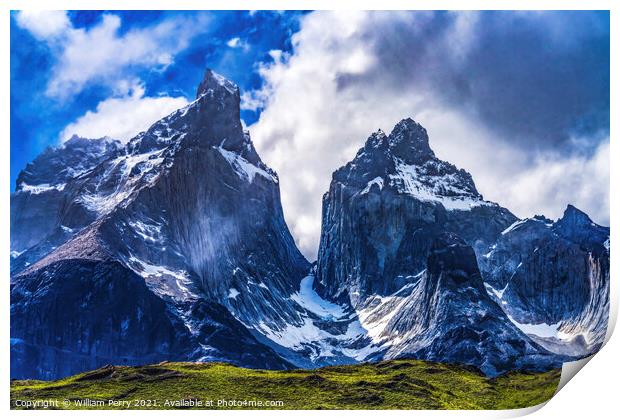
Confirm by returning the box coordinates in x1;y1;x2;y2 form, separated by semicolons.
2;1;616;419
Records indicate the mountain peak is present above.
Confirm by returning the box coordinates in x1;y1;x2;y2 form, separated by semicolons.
196;68;239;99
65;134;82;143
552;204;609;248
15;135;123;192
63;134;120;149
554;204;599;233
386;117;435;163
331;117;486;211
359;118;435;163
560;204;592;224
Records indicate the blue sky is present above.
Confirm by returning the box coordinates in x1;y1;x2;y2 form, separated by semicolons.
10;11;610;257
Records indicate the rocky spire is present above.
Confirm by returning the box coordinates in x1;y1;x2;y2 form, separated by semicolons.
553;204;609;249
558;204;593;226
356;118;435;164
332;117;481;203
387;117;435;164
158;68;247;152
196;68;240;99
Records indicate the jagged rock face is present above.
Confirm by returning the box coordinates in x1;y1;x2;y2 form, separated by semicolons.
554;205;610;249
316;118;516;306
15;135;123;190
11;260;194;380
10;69;307;379
96;69;310;332
10;136;123;273
313;118;606;373
10;258;291;380
92;68;310;301
369;233;562;376
480;206;610;357
10;70;609;380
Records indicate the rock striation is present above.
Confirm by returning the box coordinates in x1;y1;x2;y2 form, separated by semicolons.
10;71;609;379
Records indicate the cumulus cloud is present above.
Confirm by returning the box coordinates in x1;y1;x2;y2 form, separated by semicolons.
247;11;609;258
15;11;209;100
14;10;71;40
60;82;189;143
501;141;610;225
227;37;241;47
226;37;250;50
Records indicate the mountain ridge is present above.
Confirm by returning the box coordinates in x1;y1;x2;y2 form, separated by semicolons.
10;69;610;380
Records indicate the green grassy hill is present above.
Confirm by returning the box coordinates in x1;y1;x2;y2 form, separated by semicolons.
10;359;560;410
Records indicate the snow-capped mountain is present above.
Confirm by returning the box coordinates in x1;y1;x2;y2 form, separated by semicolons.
11;69;307;379
11;135;123;273
367;233;561;375
315;118;516;306
10;70;610;380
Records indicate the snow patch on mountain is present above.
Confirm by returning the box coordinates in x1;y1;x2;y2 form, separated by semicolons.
356;286;415;342
18;183;66;194
77;148;169;216
256;316;371;362
119;150;165;176
501;218;552;235
127;255;196;301
79;188;132;216
506;314;563;339
10;250;25;259
360;177;384;194
128;256;188;281
292;275;347;319
211;72;238;95
127;218;164;243
484;282;508;301
390;159;491;211
217;145;278;184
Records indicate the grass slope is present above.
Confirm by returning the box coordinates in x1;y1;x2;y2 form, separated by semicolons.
11;360;560;410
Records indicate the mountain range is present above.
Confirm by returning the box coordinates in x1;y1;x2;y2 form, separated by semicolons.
10;69;610;380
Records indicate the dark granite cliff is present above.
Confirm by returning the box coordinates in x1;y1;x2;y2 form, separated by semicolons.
10;69;307;379
315;118;516;306
10;74;609;379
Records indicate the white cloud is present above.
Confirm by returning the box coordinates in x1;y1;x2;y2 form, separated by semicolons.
247;11;609;259
14;11;208;100
500;141;610;225
227;37;241;47
15;10;71;40
240;89;269;112
60;83;189;143
226;36;250;51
